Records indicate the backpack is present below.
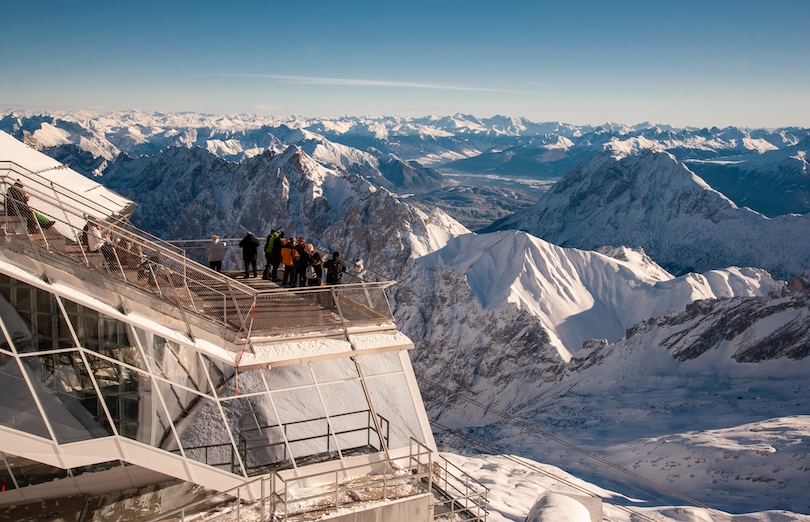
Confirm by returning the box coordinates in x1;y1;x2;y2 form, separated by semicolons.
305;264;317;280
265;231;279;254
326;259;343;283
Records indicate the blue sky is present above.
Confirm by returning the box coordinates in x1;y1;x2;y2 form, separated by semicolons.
1;0;808;127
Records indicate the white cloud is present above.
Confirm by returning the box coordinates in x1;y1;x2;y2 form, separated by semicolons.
218;73;526;93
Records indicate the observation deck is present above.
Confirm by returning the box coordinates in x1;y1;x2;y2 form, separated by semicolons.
0;159;399;363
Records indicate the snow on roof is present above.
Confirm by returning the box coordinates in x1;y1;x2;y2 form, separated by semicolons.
0;130;134;219
238;331;414;369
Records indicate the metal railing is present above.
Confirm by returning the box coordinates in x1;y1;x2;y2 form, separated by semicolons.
0;163;396;346
172;410;391;477
146;438;488;522
430;454;490;521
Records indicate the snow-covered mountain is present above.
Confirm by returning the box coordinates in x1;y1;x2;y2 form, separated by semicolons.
4;110;809;221
486;150;810;279
99;143;467;278
463;277;810;514
399;230;784;418
3;122;810;517
687;138;810;217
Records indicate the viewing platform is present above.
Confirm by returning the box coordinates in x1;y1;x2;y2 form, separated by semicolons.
0;160;398;359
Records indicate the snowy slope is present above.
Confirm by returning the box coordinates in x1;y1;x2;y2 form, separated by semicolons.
5;128;809;517
486;150;810;279
401;229;783;421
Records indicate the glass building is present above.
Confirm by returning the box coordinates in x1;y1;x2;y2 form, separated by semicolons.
0;131;461;520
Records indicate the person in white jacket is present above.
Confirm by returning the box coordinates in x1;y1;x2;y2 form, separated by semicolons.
86;222;105;253
205;235;227;272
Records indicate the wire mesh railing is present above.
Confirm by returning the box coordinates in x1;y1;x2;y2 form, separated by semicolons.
0;164;396;345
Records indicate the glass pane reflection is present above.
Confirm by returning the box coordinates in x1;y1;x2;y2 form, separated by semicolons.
84;354;174;447
364;374;425;448
0;276;74;352
221;395;285;476
355;351;403;376
157;381;237;473
0;355;50;439
319;380;383;455
310;358;358;383
271;387;338;466
20;351;111;444
262;364;314;391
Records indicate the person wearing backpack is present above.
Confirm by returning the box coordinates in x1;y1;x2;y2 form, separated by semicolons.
323;251;345;285
268;231;285;282
262;228;280;280
307;250;323;286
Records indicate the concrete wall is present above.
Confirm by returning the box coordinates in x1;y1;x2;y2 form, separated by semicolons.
322;493;433;522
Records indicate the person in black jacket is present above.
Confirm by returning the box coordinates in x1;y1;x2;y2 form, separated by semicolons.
323;251;345;285
239;232;260;278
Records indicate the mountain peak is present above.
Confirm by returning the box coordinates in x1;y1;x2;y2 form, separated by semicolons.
486;151;810;278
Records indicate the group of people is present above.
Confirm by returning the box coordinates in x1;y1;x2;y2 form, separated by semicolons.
82;220;145;271
206;229;346;287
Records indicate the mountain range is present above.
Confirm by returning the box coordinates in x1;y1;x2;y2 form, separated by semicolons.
484;150;810;279
1;110;809;517
3;110;809;223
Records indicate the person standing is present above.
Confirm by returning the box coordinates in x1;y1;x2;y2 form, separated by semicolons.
323;251;345;285
86;221;105;253
205;235;227;272
262;228;280;280
280;239;296;287
269;231;285;282
307;251;324;286
239;232;260;278
295;236;309;287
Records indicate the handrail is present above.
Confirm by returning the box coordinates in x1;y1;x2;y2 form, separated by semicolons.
176;410;391;476
0;160;136;225
0;172;397;344
146;438;488;522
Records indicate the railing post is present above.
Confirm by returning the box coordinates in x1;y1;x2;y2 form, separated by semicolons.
383;464;388;500
261;476;266;522
334;471;339;510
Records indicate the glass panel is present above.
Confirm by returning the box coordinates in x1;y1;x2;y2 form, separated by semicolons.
200;354;231;392
0;355;51;439
364;374;424;448
310;358;359;383
138;332;212;395
355;351;403;376
20;351;111;444
3;453;68;488
217;368;267;398
261;364;313;391
84;353;174;447
0;276;75;352
319;380;383;456
221;395;285;476
61;299;147;371
270;387;338;467
0;454;15;491
157;381;237;473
